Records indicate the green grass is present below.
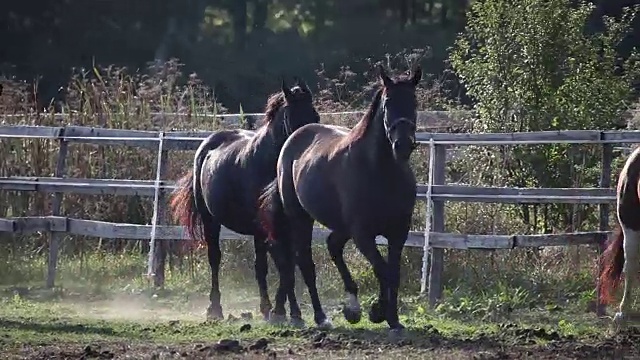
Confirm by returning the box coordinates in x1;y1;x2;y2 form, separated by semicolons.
0;248;627;358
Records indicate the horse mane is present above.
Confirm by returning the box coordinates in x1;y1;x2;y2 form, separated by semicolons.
257;92;287;127
329;88;383;156
256;86;310;128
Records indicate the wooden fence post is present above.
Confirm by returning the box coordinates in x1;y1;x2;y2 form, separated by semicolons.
149;132;170;288
596;139;613;316
428;144;447;307
46;127;68;288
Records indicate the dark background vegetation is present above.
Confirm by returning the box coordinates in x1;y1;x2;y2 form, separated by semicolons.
1;0;638;111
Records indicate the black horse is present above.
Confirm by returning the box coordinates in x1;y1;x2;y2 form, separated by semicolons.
170;79;320;325
258;64;421;334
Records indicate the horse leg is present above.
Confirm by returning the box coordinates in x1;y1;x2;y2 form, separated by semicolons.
353;234;389;325
294;220;332;328
267;243;304;327
327;232;361;324
253;235;272;321
205;220;224;320
614;225;640;328
385;233;408;334
269;234;295;325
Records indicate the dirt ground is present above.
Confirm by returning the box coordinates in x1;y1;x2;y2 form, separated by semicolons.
4;323;640;360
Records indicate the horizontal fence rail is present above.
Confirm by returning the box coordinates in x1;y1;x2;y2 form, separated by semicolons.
0;216;606;250
2;125;640;148
0;176;618;204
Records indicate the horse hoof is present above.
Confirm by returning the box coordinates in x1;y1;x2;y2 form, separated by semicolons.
316;318;333;330
613;312;626;331
342;305;362;324
368;301;386;324
388;325;406;341
260;304;272;322
269;312;287;325
290;316;306;328
206;307;224;321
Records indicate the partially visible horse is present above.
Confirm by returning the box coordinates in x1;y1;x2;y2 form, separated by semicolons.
170;79;320;325
599;145;640;328
258;64;421;334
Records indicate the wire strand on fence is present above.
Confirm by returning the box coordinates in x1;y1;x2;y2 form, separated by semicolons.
420;139;436;295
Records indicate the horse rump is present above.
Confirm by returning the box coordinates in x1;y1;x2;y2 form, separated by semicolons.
598;224;625;304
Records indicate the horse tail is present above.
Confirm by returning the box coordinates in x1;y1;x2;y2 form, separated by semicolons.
257;179;284;243
598;224;625;304
170;137;217;245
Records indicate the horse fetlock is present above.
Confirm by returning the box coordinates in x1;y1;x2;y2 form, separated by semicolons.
268;310;287;325
290;316;306;328
342;305;362;324
259;301;273;321
613;311;627;330
368;301;386;324
206;304;224;321
316;318;333;330
388;324;406;342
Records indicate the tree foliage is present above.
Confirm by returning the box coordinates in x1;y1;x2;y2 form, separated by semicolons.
450;0;640;232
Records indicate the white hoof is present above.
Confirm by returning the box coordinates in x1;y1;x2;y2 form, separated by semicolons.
613;312;626;331
317;319;333;330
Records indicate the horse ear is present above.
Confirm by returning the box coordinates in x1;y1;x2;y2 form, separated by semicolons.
298;78;310;92
410;65;422;87
281;78;293;100
377;64;393;87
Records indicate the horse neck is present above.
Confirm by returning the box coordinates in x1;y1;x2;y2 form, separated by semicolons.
359;106;394;166
252;109;288;165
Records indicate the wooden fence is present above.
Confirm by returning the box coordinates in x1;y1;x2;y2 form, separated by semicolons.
2;123;638;312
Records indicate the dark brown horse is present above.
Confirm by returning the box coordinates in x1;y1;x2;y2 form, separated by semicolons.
599;145;640;328
258;64;421;334
170;79;320;326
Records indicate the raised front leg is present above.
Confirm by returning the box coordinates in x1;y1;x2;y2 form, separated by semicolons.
614;226;640;330
205;221;224;320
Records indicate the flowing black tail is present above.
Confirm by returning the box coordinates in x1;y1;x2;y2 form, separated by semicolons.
257;179;285;243
170;135;218;244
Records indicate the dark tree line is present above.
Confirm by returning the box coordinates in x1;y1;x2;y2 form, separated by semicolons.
0;0;637;112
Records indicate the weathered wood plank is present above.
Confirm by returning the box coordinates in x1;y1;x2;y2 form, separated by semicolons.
63;126;159;148
2;216;67;233
0;177;170;197
514;232;605;247
0;216;612;250
3;125;640;147
0;218;15;232
430;233;514;249
416;130;605;145
602;131;640;144
67;218;246;240
417;184;616;204
429;144;447;307
0;125;62;138
47;132;68;288
596;141;614;316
